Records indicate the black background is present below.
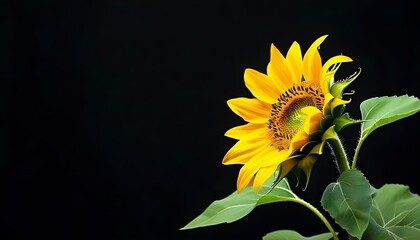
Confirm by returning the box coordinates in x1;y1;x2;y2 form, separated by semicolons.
1;1;420;240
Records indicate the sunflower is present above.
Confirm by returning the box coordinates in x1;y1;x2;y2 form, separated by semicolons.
223;35;360;193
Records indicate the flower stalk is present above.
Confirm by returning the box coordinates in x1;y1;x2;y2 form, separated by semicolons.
289;198;339;240
327;133;350;173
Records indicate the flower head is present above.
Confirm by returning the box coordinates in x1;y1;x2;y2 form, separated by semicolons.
223;35;360;193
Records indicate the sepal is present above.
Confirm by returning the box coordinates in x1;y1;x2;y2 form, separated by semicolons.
330;68;361;98
333;113;362;132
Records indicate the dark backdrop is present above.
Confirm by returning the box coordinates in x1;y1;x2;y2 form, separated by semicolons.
1;1;419;239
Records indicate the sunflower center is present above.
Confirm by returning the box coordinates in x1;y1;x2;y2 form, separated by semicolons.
268;82;324;151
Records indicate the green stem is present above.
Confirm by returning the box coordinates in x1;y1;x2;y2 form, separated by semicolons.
351;137;364;169
289;198;339;240
327;134;350;173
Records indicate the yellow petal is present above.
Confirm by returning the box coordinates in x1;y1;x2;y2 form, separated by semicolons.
222;134;270;165
286;41;303;84
224;123;267;140
301;106;321;115
237;146;289;192
276;158;299;185
321;55;352;76
244;68;281;104
320;55;353;94
301;106;323;134
267;44;294;91
289;130;309;151
253;164;279;193
323;93;334;115
302;35;327;84
227;98;272;123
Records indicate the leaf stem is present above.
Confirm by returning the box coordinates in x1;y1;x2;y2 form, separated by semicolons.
351;137;364;169
289;198;339;240
327;133;350;173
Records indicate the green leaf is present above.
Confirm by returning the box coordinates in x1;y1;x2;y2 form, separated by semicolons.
362;184;420;240
360;95;420;141
180;177;297;230
263;230;334;240
321;169;371;239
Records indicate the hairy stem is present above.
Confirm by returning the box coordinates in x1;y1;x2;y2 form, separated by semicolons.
351;137;364;169
327;134;350;173
289;198;339;240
